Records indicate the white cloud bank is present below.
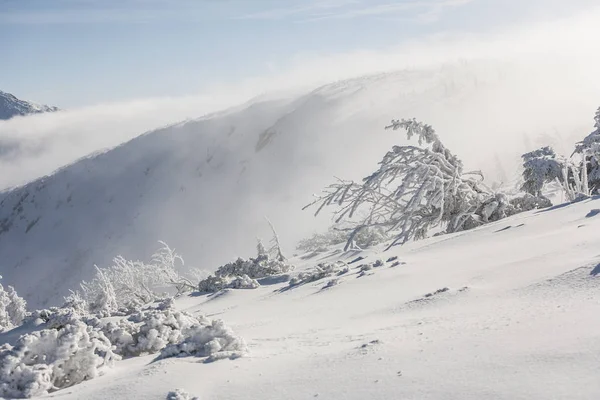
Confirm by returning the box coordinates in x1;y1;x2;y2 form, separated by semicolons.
1;5;599;190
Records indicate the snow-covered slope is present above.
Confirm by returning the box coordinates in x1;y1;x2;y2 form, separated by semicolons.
0;60;596;309
35;195;600;400
0;90;59;120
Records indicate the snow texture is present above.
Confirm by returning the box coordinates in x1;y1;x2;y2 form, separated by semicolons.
2;195;600;399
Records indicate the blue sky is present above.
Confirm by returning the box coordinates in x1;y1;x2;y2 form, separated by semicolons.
1;0;597;107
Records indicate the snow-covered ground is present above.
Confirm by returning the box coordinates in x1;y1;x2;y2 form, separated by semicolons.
2;57;600;400
32;195;600;400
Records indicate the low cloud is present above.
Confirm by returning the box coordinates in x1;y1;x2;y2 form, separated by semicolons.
1;5;599;190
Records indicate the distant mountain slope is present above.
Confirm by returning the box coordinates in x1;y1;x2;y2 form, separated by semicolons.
0;60;594;309
0;90;60;120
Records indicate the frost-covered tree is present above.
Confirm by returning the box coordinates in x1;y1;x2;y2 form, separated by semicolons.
521;106;600;201
72;242;197;316
256;238;268;258
265;217;286;261
0;275;28;332
520;146;563;197
305;118;501;249
150;241;198;295
573;105;600;194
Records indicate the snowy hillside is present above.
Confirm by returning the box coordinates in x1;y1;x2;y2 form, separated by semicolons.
0;60;596;309
0;90;59;120
5;194;598;400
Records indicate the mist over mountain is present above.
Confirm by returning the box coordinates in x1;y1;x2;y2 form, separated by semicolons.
1;58;598;309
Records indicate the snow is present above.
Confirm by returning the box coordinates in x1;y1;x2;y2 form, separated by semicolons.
1;59;600;399
1;59;598;310
0;277;27;332
0;319;117;398
5;194;596;399
166;389;199;400
0;90;59;121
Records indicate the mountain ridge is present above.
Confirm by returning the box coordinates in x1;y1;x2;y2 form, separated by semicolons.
0;90;60;120
0;60;596;309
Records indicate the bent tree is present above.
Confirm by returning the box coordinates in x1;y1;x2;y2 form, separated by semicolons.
305;119;502;250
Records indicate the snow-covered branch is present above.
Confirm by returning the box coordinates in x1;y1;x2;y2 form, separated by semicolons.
306;118;504;249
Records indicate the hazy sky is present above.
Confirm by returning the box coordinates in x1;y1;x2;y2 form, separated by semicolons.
1;0;597;107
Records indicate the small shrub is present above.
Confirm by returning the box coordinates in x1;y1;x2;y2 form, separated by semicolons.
0;275;28;332
167;389;199;400
160;319;247;361
92;301;202;358
71;242;197;317
0;320;118;398
198;241;294;293
289;262;349;287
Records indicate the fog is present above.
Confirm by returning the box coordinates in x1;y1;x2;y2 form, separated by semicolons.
2;5;600;307
1;6;600;190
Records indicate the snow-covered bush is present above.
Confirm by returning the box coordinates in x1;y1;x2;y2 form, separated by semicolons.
0;275;27;332
198;239;294;293
72;242;197;317
296;225;389;253
521;146;563;197
523;107;600;200
573;105;600;194
91;301;200;358
228;274;260;289
289;261;349;287
62;290;88;317
306;118;507;249
509;193;552;213
26;306;80;329
197;259;281;293
0;253;246;397
359;264;373;272
87;299;247;363
160;318;247;362
214;255;294;280
197;275;231;293
0;320;118;398
196;274;260;293
167;389;199;400
323;279;340;289
520;146;588;201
